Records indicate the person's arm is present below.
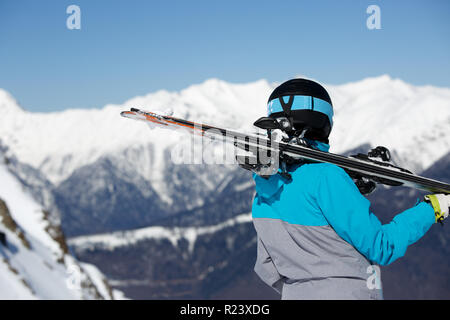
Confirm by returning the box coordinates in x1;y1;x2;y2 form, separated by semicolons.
315;164;436;266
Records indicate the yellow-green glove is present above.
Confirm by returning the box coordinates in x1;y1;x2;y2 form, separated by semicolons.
424;194;450;224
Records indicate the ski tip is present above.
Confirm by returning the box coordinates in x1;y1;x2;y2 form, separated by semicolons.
120;110;133;116
120;110;145;120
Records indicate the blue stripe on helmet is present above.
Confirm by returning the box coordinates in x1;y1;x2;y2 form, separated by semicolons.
267;95;334;126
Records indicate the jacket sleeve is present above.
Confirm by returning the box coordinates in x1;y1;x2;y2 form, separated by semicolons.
315;165;436;266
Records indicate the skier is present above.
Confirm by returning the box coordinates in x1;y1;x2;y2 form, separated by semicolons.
250;78;450;299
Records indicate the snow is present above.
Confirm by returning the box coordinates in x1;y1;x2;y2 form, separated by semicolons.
1;233;77;299
326;75;450;171
0;161;125;299
0;258;36;300
80;262;127;300
0;163;60;254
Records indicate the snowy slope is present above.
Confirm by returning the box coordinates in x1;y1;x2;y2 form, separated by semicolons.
0;157;124;299
0;75;448;190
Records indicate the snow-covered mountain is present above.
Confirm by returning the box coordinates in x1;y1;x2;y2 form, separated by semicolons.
0;149;124;299
1;75;449;235
329;75;450;171
0;75;449;235
1;75;449;187
0;75;449;299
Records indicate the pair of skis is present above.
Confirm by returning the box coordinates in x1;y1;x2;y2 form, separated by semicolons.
120;108;450;195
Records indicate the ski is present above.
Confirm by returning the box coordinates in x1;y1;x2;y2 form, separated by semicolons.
120;108;450;194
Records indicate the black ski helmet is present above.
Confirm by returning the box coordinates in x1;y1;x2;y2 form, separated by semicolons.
267;78;333;143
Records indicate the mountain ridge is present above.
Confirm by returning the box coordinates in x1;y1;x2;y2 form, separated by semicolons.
1;75;448;185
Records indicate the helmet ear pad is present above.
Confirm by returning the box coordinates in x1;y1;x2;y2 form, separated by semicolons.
270;110;331;143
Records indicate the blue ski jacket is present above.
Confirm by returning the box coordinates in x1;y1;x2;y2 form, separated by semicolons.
251;141;436;299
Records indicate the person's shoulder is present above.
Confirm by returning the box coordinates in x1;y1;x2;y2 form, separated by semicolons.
288;162;341;182
298;162;346;175
295;162;350;183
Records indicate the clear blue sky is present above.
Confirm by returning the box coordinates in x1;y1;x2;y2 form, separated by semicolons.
1;0;449;111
